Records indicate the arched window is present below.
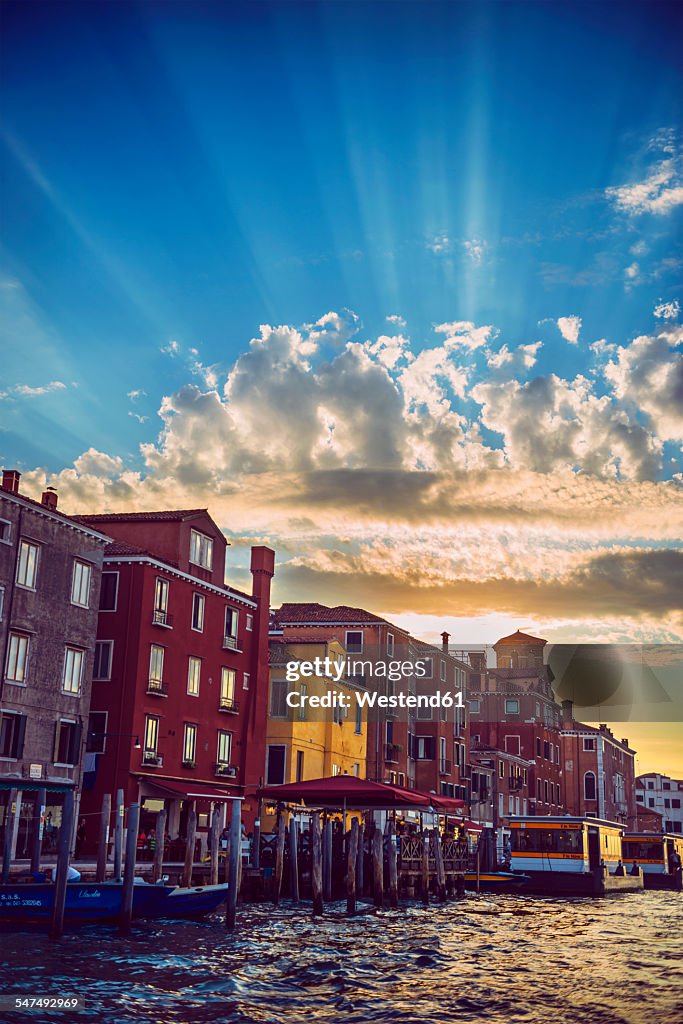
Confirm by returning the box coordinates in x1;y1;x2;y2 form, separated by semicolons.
584;771;596;801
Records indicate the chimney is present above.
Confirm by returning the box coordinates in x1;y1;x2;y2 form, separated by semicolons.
561;699;574;726
622;738;629;748
41;486;58;510
2;469;21;494
441;631;450;653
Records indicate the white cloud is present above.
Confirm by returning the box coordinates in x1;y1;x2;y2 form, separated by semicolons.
463;239;487;265
606;142;683;215
434;320;497;351
556;316;582;345
161;339;180;356
485;342;542;379
128;412;149;424
386;314;407;328
654;299;680;321
1;380;68;399
603;325;683;442
127;389;147;401
427;234;450;253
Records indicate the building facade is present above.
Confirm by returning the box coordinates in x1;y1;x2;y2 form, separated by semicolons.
560;703;636;825
75;509;274;852
635;773;683;833
0;469;109;857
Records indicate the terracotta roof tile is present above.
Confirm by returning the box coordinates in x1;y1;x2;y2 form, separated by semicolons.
494;629;547;646
275;602;388;625
74;509;207;524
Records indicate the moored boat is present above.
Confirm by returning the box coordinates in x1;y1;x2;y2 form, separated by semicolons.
0;879;229;926
508;816;644;896
463;870;530;891
622;833;683;891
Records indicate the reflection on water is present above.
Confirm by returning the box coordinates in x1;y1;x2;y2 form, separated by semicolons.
1;892;682;1024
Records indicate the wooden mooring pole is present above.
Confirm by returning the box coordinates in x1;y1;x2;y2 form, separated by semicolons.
289;819;300;902
96;793;111;882
2;787;18;884
120;802;140;936
311;812;323;916
209;806;221;886
346;818;359;917
322;818;332;901
273;809;286;905
388;820;398;909
49;789;74;941
373;826;384;909
113;788;124;879
153;809;167;883
225;798;241;931
30;787;47;876
181;803;197;888
421;829;430;906
434;828;447;902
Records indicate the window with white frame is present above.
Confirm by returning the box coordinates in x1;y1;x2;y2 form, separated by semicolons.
217;730;232;765
154;577;170;624
220;667;236;708
54;719;80;765
246;613;253;631
505;699;520;715
144;715;159;753
0;518;11;544
0;710;26;758
269;677;287;718
583;736;596;751
243;672;250;691
6;633;29;683
187;656;201;696
387;632;394;656
191;593;205;632
421;657;433;679
224;606;238;639
469;699;480;713
149;644;164;685
16;539;39;589
93;640;113;681
71;560;92;607
63;647;84;694
182;723;197;764
345;630;363;653
440;660;446;681
417;702;433;720
266;744;286;785
190;529;213;570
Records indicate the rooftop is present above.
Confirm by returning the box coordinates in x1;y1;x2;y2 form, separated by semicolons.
275;602;389;625
494;629;547;647
74;509;208;524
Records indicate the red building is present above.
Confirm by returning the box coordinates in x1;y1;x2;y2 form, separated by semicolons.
468;630;565;816
272;605;471;803
560;703;636;825
76;509;274;853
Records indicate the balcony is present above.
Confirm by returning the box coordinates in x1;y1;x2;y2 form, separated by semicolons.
222;634;241;652
384;743;400;763
142;750;163;767
146;679;169;697
181;758;196;769
440;759;452;775
508;777;523;791
219;696;240;714
214;763;237;778
152;609;173;628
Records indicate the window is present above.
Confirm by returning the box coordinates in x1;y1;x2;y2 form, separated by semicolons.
16;539;39;589
648;798;655;808
187;656;201;696
505;699;520;715
298;683;307;720
523;768;528;785
6;633;29;683
154;577;170;625
663;781;671;790
417;702;433;720
0;711;27;759
537;778;542;800
191;593;205;632
505;735;521;756
93;640;113;681
0;518;11;544
544;780;549;803
536;736;541;757
646;780;654;789
535;702;541;717
664;798;671;808
499;760;505;779
672;799;681;809
144;715;159;753
499;793;504;817
71;560;92;607
217;730;232;765
469;699;480;713
243;672;250;691
0;586;4;622
182;723;197;765
221;667;237;709
414;736;435;760
345;630;363;654
583;737;596;751
149;645;164;686
190;529;213;570
54;719;80;765
99;572;119;611
387;633;394;656
266;744;286;785
296;749;305;782
584;771;597;801
246;613;253;631
86;711;108;754
422;657;433;679
224;607;238;642
355;701;362;734
543;741;550;760
63;647;84;694
440;660;447;682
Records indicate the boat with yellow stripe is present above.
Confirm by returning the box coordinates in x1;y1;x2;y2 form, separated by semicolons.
508;816;644;896
623;833;683;891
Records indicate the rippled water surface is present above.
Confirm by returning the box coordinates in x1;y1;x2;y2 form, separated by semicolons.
1;892;682;1024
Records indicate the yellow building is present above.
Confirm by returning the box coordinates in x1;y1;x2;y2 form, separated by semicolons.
263;638;367;823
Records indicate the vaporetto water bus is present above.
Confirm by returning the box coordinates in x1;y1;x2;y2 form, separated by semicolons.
622;833;683;891
508;816;644;896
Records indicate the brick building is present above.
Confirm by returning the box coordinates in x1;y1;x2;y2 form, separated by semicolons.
560;702;636;825
75;509;274;852
272;605;471;802
0;469;109;857
635;772;683;834
468;630;565;816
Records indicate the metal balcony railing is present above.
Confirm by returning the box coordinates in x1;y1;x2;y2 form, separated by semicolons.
384;743;400;763
214;763;237;777
146;679;169;697
152;609;173;627
222;634;239;650
219;696;239;714
142;750;163;766
440;759;452;775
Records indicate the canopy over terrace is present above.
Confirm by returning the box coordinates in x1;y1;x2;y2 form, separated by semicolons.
256;775;464;812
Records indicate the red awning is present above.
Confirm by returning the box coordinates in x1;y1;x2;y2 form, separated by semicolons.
428;794;467;812
137;777;239;802
256;775;432;809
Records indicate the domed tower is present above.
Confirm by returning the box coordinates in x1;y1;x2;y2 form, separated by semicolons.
493;629;546;671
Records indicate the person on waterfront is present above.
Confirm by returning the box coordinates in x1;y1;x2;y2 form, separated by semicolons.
75;817;86;858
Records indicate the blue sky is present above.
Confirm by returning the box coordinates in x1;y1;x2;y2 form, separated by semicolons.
1;0;681;470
